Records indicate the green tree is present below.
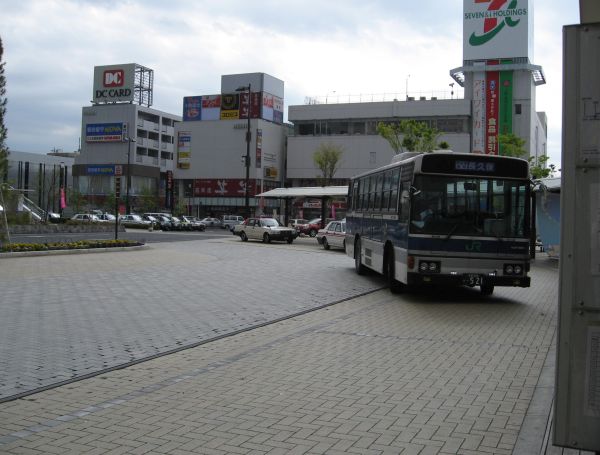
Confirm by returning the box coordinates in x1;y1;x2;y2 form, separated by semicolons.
137;185;159;214
377;120;441;154
498;133;527;158
0;36;9;180
498;133;556;179
529;155;556;179
313;143;343;186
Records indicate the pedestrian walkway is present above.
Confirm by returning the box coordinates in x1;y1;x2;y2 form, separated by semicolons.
0;242;583;454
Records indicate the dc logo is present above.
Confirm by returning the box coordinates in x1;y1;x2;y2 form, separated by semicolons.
103;70;124;87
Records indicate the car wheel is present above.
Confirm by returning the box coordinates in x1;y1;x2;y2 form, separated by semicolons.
309;229;317;237
342;239;346;253
286;237;293;244
263;233;271;243
240;231;248;242
354;238;366;275
322;238;330;250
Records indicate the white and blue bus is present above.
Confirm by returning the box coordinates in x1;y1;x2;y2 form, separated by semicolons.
346;151;531;295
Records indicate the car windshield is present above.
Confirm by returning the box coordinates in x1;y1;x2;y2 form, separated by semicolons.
308;218;320;224
261;219;280;227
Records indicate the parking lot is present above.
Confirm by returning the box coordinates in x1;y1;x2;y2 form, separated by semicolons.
0;238;562;454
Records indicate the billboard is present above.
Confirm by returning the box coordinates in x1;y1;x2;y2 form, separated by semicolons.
220;93;240;120
472;72;486;154
86;165;116;176
193;178;256;197
183;96;202;121
85;123;127;142
463;0;531;61
177;131;191;169
498;70;513;155
485;69;499;155
262;93;274;122
201;95;221;121
93;64;136;103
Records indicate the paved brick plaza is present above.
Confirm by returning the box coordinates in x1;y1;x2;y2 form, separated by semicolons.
0;238;562;454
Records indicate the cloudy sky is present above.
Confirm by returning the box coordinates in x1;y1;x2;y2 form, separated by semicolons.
1;0;580;168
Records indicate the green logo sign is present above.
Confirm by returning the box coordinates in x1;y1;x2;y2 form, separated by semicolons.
467;0;527;46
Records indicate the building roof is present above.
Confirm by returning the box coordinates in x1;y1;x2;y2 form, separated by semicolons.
256;186;348;198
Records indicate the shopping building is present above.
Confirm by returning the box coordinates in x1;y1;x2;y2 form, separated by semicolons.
73;64;180;213
172;73;288;217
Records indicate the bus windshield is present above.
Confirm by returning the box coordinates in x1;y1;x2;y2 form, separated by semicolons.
409;175;529;239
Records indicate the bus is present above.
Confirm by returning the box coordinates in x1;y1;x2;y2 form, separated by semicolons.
346;151;531;295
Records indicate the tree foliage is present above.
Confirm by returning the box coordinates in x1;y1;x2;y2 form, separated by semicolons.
498;133;556;179
137;185;159;214
498;133;526;158
313;143;343;186
0;36;8;180
377;120;442;154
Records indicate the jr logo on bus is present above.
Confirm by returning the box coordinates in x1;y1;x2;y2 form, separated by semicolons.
465;241;482;252
466;0;527;46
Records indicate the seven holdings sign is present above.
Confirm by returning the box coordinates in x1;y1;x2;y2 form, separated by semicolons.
463;0;532;61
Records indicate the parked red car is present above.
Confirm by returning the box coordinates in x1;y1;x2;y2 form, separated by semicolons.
296;218;323;237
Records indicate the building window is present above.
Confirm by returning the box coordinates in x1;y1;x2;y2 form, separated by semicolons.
298;123;315;135
515;104;522;115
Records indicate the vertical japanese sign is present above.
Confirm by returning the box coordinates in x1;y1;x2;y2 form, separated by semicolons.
498;70;514;155
166;170;173;209
485;69;499;155
472;72;486;154
177;132;191;169
256;129;262;169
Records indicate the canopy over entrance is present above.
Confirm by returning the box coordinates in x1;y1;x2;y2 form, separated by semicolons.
256;186;348;227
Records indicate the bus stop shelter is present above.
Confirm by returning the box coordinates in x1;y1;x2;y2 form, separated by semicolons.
255;186;348;227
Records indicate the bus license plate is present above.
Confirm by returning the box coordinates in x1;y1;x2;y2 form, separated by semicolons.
462;274;483;286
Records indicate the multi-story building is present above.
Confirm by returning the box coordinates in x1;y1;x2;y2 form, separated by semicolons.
172;73;287;217
73;64;180;213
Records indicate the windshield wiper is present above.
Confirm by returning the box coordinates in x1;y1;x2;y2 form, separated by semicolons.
444;223;460;241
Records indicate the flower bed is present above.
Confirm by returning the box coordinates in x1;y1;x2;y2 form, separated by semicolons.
1;239;144;253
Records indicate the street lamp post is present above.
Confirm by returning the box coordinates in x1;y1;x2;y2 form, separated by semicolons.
126;137;136;214
236;84;251;218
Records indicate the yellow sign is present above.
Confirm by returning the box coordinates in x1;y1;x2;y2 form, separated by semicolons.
220;110;240;120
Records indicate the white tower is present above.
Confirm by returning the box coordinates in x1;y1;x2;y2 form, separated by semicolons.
450;0;546;158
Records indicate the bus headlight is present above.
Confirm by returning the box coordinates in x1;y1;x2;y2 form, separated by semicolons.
418;261;440;273
504;264;524;275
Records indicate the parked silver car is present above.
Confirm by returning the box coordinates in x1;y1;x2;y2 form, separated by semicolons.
233;217;297;244
316;220;346;251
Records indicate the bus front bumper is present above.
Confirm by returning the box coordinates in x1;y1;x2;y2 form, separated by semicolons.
407;273;531;288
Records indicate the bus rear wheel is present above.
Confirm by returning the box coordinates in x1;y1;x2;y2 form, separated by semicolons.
354;238;366;275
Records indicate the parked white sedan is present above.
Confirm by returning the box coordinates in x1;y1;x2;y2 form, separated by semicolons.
316;220;346;251
233;217;297;244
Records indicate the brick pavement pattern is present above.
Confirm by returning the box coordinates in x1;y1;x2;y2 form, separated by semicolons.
0;238;380;400
0;239;559;454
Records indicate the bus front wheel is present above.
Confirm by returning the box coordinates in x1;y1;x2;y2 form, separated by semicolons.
481;283;494;296
354;239;366;275
385;249;404;294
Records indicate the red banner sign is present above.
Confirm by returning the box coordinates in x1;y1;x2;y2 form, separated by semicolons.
485;69;499;155
193;178;256;197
